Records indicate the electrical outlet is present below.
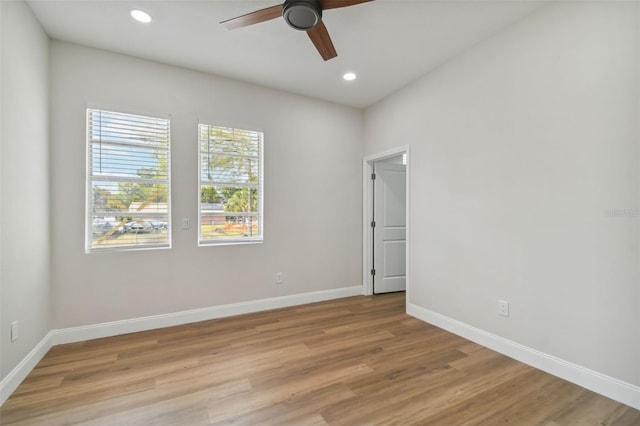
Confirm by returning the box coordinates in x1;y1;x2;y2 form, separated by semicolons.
182;218;190;229
10;321;18;342
498;300;509;317
275;272;283;284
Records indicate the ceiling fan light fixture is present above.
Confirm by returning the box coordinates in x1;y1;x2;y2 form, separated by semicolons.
283;0;322;31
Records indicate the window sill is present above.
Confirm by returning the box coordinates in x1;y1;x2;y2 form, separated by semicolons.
198;239;263;247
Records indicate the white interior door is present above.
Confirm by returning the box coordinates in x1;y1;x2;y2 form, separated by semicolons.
373;160;406;294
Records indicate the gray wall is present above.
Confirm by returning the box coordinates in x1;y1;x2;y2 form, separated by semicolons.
0;1;51;380
50;41;364;328
365;1;639;386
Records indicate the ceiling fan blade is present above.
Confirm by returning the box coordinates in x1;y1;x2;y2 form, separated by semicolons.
318;0;373;10
307;21;337;61
221;4;283;30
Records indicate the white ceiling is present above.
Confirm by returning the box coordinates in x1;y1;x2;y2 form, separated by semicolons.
27;0;546;108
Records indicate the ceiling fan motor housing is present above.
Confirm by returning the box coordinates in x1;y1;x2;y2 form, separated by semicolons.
283;0;323;31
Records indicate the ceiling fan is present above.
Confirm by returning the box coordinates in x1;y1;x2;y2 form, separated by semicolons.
221;0;374;61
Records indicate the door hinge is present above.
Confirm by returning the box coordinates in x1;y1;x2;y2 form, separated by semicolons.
371;269;376;276
371;173;376;180
371;221;376;228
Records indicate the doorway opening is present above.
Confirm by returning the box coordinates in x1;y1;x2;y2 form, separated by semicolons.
363;146;410;298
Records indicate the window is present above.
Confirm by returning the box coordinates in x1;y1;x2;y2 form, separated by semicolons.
198;124;263;244
87;109;170;252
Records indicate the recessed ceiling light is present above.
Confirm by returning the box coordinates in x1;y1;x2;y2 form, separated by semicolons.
130;9;152;24
343;72;357;81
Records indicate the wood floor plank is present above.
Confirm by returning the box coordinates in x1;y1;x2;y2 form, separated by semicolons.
419;367;558;425
476;377;585;425
211;383;354;426
1;293;638;425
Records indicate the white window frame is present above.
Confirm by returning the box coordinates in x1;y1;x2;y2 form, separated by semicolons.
86;108;171;252
198;123;264;246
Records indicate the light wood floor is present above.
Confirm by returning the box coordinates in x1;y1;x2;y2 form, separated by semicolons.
1;293;638;425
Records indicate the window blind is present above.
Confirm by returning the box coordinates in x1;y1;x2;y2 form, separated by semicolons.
198;124;263;244
87;109;171;251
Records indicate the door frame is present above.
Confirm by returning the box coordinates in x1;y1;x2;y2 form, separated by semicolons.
362;145;410;298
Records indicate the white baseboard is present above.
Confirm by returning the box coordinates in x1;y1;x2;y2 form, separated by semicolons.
0;331;54;406
407;303;640;411
1;285;363;407
52;286;363;346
